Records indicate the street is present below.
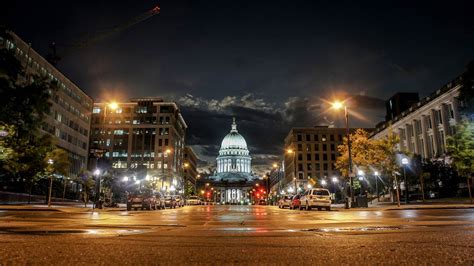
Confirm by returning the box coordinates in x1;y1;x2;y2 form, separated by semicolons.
0;205;473;265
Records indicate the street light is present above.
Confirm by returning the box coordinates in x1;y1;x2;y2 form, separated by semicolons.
331;176;338;201
123;176;129;182
47;159;54;207
286;149;298;193
401;157;410;204
331;100;353;207
321;179;327;186
374;171;380;201
93;169;101;209
357;170;364;196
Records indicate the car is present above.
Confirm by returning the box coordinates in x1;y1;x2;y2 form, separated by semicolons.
187;196;201;205
174;195;185;207
300;188;332;211
290;195;302;210
126;191;156;211
164;195;177;209
154;191;166;210
278;195;292;209
258;199;267;205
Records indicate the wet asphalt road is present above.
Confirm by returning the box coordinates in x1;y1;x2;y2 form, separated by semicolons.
0;205;473;265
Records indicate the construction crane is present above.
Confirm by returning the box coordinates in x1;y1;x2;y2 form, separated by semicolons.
47;4;160;65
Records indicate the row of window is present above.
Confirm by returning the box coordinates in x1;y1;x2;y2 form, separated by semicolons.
42;123;87;151
298;162;336;172
296;133;343;142
297;143;338;152
92;106;175;115
111;161;170;169
5;39;92;111
297;153;337;161
53;110;88;137
52;94;89;123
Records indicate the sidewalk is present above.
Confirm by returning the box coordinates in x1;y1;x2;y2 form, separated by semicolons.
0;203;127;213
332;199;474;211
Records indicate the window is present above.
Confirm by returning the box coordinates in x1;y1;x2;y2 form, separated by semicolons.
330;135;334;141
136;106;147;113
314;134;319;141
307;163;312;171
315;154;320;160
322;135;327;141
330;144;335;151
92;107;101;113
448;104;455;119
323;163;328;171
315;164;320;171
314;144;319;151
323;144;327;151
297;144;302;151
298;153;303;160
306;134;311;141
338;135;343;141
323;154;327;161
306;154;311;160
298;164;303;171
306;144;310;152
331;154;336;161
297;134;302;141
114;129;124;135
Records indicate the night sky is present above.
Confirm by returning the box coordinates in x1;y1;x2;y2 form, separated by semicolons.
4;0;474;174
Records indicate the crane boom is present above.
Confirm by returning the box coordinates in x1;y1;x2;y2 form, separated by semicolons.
47;5;160;65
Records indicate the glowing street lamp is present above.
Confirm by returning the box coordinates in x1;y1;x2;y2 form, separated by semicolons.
331;100;353;207
401;157;410;204
321;179;327;186
374;171;380;201
123;176;129;182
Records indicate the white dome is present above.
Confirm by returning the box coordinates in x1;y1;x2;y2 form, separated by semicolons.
220;118;248;150
221;131;248;150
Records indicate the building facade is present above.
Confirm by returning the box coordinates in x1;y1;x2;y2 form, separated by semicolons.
371;66;472;160
2;31;93;177
184;146;198;191
282;126;346;193
89;98;187;192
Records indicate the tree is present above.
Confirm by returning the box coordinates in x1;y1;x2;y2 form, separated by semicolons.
335;129;378;177
0;28;56;195
447;121;474;203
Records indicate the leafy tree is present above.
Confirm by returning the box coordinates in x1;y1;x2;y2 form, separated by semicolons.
447;121;474;203
0;28;56;195
335;129;378;177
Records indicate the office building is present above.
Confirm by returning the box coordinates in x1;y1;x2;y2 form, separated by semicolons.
89;97;187;192
1;31;93;177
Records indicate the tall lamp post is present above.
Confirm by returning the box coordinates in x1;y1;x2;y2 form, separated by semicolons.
331;101;354;207
357;170;364;196
93;169;101;209
401;157;410;204
374;171;380;201
161;149;171;191
286;149;297;194
47;159;54;207
332;176;338;201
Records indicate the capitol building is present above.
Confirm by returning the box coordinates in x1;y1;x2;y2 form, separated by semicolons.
208;118;259;204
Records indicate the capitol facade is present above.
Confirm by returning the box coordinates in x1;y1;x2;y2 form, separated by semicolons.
208;118;259;204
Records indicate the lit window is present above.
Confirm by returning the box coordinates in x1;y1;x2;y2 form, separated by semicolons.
92;107;101;113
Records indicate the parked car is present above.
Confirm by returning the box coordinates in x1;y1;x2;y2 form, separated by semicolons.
300;188;332;211
126;191;156;211
290;195;302;210
278;195;292;209
175;195;185;207
187;196;201;205
164;196;177;209
154;191;166;210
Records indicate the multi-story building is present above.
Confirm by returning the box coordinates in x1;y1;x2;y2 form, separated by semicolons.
184;146;199;191
385;92;420;121
2;31;93;176
371;64;473;160
89;97;187;192
282;126;347;192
